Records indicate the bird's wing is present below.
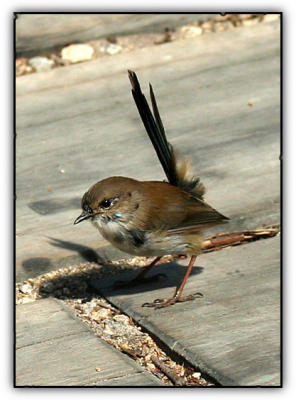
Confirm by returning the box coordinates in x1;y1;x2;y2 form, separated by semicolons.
137;181;228;234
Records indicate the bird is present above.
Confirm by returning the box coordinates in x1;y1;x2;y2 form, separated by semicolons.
74;70;229;309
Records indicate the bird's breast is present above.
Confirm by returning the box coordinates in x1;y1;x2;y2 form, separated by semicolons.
90;217;201;256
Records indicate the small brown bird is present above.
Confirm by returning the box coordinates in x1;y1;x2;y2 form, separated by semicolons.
74;70;228;308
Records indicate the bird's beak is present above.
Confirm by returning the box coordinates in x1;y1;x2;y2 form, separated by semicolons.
74;211;92;225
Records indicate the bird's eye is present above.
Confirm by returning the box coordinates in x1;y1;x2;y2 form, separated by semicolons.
100;199;112;209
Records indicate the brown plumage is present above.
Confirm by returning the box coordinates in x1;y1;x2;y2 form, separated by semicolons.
74;70;229;308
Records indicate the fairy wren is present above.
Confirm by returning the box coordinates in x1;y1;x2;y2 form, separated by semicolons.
74;70;228;308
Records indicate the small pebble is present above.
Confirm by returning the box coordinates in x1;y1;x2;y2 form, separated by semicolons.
100;43;122;55
238;14;254;20
242;18;259;27
16;57;33;76
19;283;33;294
113;314;130;324
29;56;55;72
20;297;34;304
90;308;112;321
61;44;95;63
263;14;280;23
103;324;115;336
215;22;227;32
201;21;214;32
181;26;203;37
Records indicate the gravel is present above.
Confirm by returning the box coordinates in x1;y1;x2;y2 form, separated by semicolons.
16;255;214;386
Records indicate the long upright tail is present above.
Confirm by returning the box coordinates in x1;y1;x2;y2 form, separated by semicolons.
128;70;205;199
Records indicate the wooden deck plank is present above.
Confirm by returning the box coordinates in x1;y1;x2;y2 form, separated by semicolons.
16;14;217;56
16;21;280;281
16;298;163;386
91;236;281;386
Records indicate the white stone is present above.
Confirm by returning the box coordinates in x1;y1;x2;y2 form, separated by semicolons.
61;44;95;63
181;26;203;37
242;18;259;27
29;56;55;72
113;314;130;324
19;283;33;294
263;14;280;23
100;43;122;55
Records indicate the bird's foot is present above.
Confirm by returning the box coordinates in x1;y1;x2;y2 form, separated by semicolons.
142;291;203;309
113;273;166;289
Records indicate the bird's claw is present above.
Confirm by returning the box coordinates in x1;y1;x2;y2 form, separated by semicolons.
142;291;203;309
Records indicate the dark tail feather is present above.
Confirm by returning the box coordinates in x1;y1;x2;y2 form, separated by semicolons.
128;70;178;186
149;83;165;140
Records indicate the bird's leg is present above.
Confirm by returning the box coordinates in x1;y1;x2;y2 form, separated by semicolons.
113;256;164;288
142;255;203;308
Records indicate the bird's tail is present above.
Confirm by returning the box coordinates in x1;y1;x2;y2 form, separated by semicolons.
128;70;205;199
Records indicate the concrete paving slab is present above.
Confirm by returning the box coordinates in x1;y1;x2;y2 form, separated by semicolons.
91;236;281;387
16;13;217;56
16;21;280;280
16;298;164;386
